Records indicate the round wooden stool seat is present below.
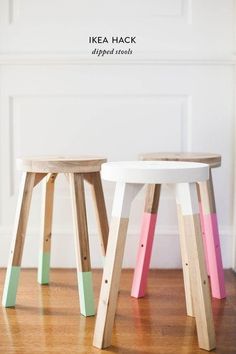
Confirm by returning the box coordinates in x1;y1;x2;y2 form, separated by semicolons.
140;152;221;168
16;156;107;173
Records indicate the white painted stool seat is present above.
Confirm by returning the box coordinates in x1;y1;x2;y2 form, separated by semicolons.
101;161;209;184
93;160;216;351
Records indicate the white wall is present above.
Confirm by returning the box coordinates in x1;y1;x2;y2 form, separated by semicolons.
0;0;235;269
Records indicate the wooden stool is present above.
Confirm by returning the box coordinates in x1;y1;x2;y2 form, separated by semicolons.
131;152;226;300
2;156;109;317
93;161;216;351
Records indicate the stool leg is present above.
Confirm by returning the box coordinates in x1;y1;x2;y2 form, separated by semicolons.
176;183;216;351
84;172;109;256
197;185;210;276
34;173;47;187
37;173;57;285
2;172;36;307
176;204;194;317
70;173;94;317
93;182;143;349
131;184;161;298
198;170;226;299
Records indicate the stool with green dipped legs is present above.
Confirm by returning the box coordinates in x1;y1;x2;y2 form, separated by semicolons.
2;156;109;317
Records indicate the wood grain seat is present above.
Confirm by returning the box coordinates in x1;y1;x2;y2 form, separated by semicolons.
140;152;221;168
17;156;107;173
131;152;226;301
93;160;216;351
2;155;109;318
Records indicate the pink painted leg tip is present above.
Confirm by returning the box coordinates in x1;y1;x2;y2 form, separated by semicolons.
131;212;157;299
131;285;147;298
203;213;226;299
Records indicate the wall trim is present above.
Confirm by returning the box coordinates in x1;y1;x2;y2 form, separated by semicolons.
0;227;232;269
0;226;232;238
0;53;235;65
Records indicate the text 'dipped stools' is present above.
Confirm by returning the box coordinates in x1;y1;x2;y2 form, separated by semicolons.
2;156;109;317
93;161;216;351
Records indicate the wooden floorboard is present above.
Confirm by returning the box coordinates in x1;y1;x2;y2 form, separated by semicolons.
0;269;235;354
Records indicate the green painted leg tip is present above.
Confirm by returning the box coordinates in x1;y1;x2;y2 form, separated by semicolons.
80;309;96;317
2;266;20;308
37;252;50;285
78;272;95;317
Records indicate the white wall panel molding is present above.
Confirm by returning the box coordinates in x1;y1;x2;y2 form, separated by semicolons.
8;96;14;197
8;0;18;24
5;93;192;196
0;53;235;66
7;0;192;25
0;61;233;268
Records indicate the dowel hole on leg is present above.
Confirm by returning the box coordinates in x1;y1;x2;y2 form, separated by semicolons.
141;244;144;248
105;280;108;284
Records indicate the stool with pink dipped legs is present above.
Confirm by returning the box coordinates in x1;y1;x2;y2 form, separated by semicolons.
131;152;226;300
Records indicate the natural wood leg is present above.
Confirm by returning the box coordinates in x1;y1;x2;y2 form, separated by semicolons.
69;173;94;317
2;172;36;307
84;172;109;255
198;170;226;299
176;204;194;317
197;184;210;276
38;173;57;285
131;184;161;298
93;182;143;349
34;173;47;187
176;183;216;351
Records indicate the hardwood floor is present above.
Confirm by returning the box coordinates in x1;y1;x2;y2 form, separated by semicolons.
0;269;235;354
